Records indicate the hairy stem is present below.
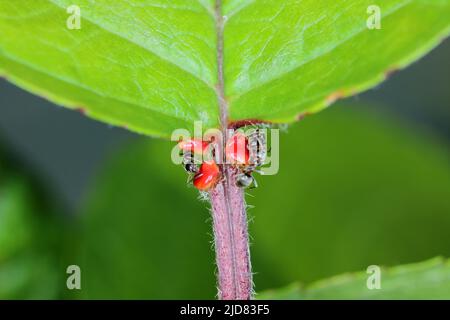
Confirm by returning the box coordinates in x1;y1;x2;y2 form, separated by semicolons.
210;0;253;300
209;169;252;300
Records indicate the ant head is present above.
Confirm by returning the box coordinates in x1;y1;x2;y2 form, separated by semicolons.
236;173;254;189
184;163;199;173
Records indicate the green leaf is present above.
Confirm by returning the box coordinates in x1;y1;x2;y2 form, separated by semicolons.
0;0;219;137
224;0;450;122
258;258;450;299
1;1;449;137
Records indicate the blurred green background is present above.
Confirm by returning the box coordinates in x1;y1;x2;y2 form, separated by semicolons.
0;41;449;299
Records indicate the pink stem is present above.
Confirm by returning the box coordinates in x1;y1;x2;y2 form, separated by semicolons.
209;167;253;300
209;0;253;300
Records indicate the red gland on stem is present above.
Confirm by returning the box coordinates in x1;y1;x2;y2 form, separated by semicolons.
178;138;210;155
193;160;221;191
225;132;250;166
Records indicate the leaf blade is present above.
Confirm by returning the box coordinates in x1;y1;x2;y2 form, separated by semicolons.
225;0;450;121
0;0;219;137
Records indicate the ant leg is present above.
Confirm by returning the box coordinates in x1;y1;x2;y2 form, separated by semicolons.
249;176;258;189
253;169;264;175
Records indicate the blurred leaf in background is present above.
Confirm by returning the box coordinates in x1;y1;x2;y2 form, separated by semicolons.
77;142;217;299
0;143;64;299
258;257;450;299
69;103;450;299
